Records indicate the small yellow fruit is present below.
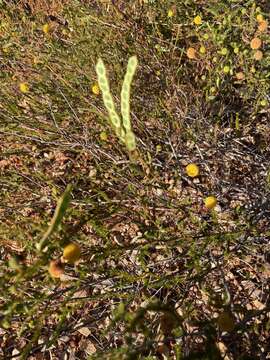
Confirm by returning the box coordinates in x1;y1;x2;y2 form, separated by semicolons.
217;311;235;332
62;243;81;264
19;82;29;93
250;37;262;50
204;196;217;209
186;163;200;177
254;50;263;61
92;83;100;95
194;15;202;25
48;260;65;278
187;47;196;59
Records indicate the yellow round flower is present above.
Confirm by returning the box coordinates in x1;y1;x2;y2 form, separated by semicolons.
42;23;50;34
258;20;268;32
254;50;263;61
223;66;230;74
62;243;81;264
250;37;262;50
187;47;196;59
260;99;268;107
217;311;235;332
167;9;174;18
204;196;217;209
221;48;228;55
156;144;162;152
256;14;264;22
48;260;65;278
186;163;200;177
19;82;29;93
194;15;202;25
199;46;206;54
235;72;245;80
92;83;100;95
2;46;9;54
100;131;108;141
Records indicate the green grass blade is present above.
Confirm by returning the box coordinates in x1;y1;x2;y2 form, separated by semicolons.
37;184;72;251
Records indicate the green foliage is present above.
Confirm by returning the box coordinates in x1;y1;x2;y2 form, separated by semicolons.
37;184;72;251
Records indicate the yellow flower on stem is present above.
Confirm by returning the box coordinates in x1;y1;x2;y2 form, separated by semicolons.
256;14;264;22
204;196;217;209
199;46;206;54
258;20;268;32
92;83;100;95
187;47;196;59
254;50;263;61
100;131;108;141
250;37;262;50
167;9;174;18
194;15;202;25
42;23;50;34
19;83;29;93
223;65;230;74
186;163;200;177
235;72;245;80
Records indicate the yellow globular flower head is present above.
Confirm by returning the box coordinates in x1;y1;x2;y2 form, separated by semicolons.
100;131;108;141
187;47;196;59
167;8;174;18
258;20;268;32
62;242;81;264
221;48;228;55
254;50;263;61
235;72;245;80
48;260;65;278
92;83;100;95
260;99;268;107
42;23;50;34
250;37;262;49
199;46;206;54
217;311;235;332
256;14;264;22
194;15;202;25
186;163;200;178
223;65;230;74
204;195;217;210
2;46;9;54
19;82;29;93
